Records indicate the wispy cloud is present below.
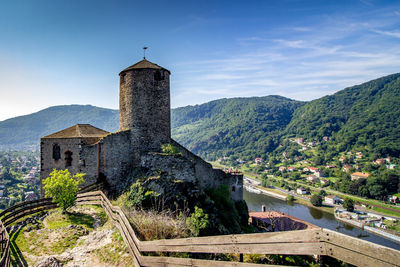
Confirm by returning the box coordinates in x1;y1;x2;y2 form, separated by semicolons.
373;29;400;38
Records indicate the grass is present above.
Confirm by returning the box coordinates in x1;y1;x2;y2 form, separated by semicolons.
11;208;95;264
93;230;134;267
45;209;94;230
126;208;191;241
372;206;400;217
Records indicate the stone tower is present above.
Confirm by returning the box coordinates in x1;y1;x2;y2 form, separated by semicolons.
119;59;171;151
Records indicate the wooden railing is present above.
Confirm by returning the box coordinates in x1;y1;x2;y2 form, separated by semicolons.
1;190;400;267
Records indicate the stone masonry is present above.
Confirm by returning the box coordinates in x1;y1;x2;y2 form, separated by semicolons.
40;58;243;201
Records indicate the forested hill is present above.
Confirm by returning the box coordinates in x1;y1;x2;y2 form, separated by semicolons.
0;105;119;150
281;73;400;158
171;96;304;159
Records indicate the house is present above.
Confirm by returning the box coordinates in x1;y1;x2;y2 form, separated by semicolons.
279;166;286;172
236;159;245;164
339;156;346;162
24;191;37;201
323;136;329;141
314;170;324;178
297;187;307;195
356;152;363;159
374;158;385;165
320;179;328;185
255;158;264;164
287;167;295;172
342;164;352;172
385;157;391;163
308;167;319;173
307;175;319;182
325;195;343;205
303;167;309;172
294;138;304;144
386;164;396;170
325;165;336;169
351;172;370;181
388;195;399;204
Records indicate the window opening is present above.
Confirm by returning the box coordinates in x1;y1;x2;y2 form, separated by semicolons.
53;144;61;161
65;151;73;167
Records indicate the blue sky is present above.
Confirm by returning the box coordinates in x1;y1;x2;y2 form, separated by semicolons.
0;0;399;121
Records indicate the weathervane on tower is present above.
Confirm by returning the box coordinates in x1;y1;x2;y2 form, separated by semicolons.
143;46;148;59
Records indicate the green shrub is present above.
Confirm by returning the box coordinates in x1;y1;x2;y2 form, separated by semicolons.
161;144;181;155
286;195;295;202
43;169;84;213
127;181;159;209
186;206;209;236
310;194;323;207
343;198;355;212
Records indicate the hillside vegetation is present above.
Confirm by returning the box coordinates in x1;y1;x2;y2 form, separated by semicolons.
171;96;303;159
282;73;400;158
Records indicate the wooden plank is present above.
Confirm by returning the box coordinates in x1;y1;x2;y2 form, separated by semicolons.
325;243;398;267
0;198;52;218
75;196;102;202
322;229;400;266
140;241;324;255
4;204;57;227
141;256;290;267
113;206;142;245
113;221;141;267
140;229;321;248
77;191;102;198
1;199;54;222
115;215;142;266
76;201;102;206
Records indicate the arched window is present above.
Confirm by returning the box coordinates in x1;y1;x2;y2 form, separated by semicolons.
65;151;73;167
52;144;61;161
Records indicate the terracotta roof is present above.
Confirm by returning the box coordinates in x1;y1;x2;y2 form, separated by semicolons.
42;124;109;139
119;59;170;75
351;172;370;178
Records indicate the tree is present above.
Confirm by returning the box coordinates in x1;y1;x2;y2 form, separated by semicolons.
43;169;85;213
319;189;327;196
310;194;323;207
343;198;354;212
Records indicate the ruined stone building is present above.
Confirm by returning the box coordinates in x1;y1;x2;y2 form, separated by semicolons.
40;59;243;201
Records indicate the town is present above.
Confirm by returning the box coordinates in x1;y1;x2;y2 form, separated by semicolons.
213;135;400;239
0;151;40;210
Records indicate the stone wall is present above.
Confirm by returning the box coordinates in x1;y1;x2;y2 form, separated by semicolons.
140;153;196;183
94;130;135;194
119;68;171;151
170;139;243;201
40;137;97;196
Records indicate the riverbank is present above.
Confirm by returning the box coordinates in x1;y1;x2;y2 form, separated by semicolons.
334;210;400;244
244;176;335;214
210;161;400;218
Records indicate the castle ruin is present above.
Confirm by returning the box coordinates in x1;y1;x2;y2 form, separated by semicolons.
40;59;243;201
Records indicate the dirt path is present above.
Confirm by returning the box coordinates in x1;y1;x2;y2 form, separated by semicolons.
19;206;131;267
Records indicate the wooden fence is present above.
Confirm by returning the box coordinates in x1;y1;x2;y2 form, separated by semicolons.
1;190;400;267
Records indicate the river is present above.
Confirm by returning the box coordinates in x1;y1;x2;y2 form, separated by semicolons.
244;189;400;250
